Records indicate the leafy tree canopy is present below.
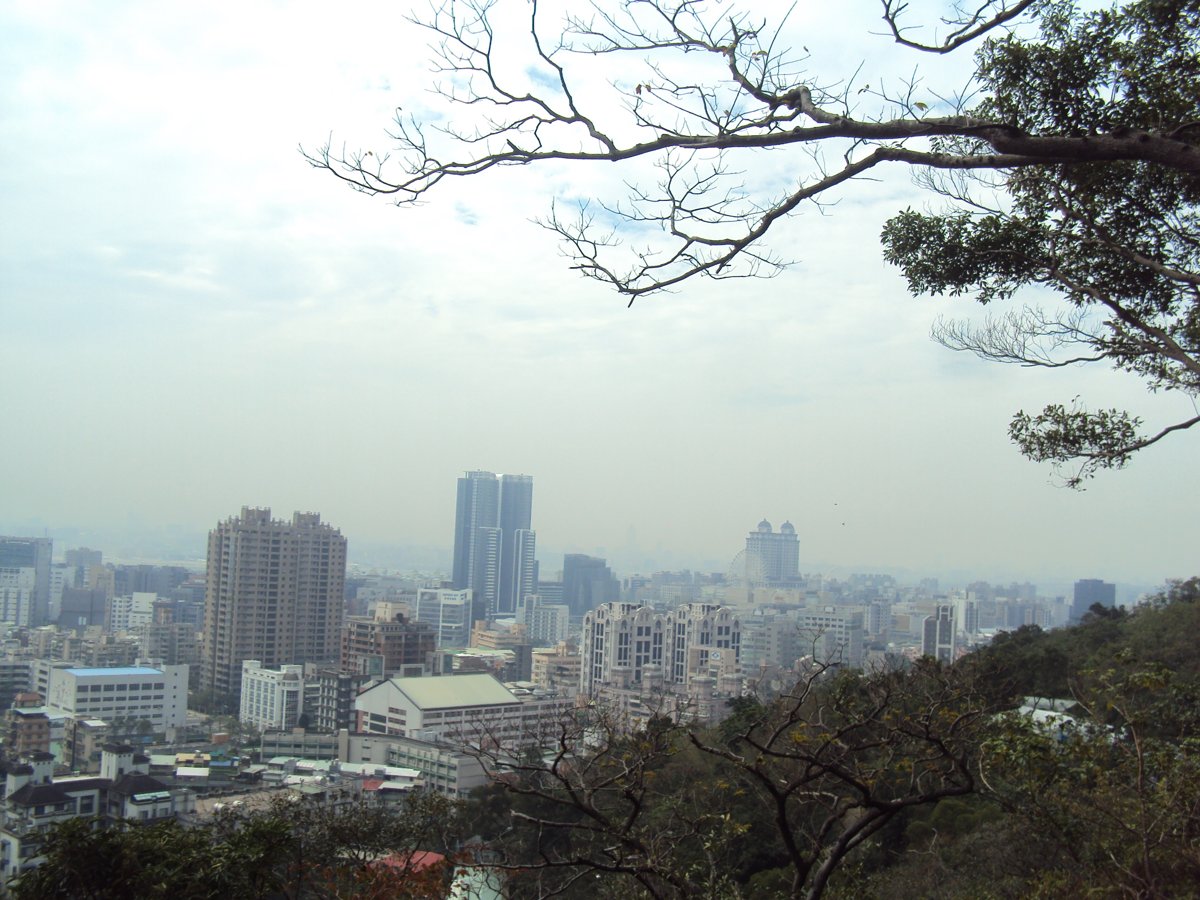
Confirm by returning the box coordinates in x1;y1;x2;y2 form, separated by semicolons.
308;0;1200;483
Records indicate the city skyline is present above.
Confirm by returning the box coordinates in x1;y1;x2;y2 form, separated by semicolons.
1;1;1196;588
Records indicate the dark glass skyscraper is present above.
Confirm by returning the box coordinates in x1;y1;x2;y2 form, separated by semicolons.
452;471;535;619
1071;578;1117;623
562;553;619;617
452;471;499;594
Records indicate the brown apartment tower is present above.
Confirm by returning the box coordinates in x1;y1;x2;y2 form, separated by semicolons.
201;507;347;702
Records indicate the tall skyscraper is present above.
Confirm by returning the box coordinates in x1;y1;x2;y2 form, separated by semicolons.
200;507;347;702
922;604;956;663
0;537;53;627
451;471;535;619
562;554;619;617
498;474;535;615
453;471;499;593
1071;578;1117;623
743;520;800;584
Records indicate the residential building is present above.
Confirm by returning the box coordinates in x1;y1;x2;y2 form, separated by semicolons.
0;746;194;882
239;660;304;731
579;602;743;713
340;612;436;678
0;568;36;629
743;520;800;584
519;594;572;644
64;718;109;773
794;608;865;672
531;642;582;697
107;592;156;633
469;621;533;680
4;707;50;757
137;620;200;671
303;665;371;733
0;538;52;627
200;507;347;701
0;659;31;710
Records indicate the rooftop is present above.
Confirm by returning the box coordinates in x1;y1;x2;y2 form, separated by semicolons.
63;666;164;677
390;674;518;710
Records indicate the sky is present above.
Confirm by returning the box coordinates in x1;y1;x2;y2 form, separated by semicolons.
1;0;1196;589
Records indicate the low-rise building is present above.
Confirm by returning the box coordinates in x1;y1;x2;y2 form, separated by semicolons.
3;707;50;757
354;673;570;750
44;664;188;737
0;745;194;882
531;642;581;697
339;731;487;798
261;728;340;760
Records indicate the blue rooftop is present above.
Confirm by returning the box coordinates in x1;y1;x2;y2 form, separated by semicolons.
64;666;163;677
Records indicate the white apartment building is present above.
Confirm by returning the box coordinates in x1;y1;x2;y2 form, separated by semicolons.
519;594;571;645
580;602;742;696
44;665;188;733
795;607;865;672
354;673;570;750
239;660;304;731
107;592;156;633
0;746;194;882
0;568;36;628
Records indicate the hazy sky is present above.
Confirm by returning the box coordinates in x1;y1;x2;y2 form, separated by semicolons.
2;0;1196;587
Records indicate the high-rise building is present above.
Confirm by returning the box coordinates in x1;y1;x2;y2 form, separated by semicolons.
453;471;499;592
451;471;536;618
414;587;475;648
562;554;619;617
922;604;956;663
1071;578;1117;623
498;474;535;615
0;537;53;627
200;507;347;701
0;567;36;628
743;520;800;584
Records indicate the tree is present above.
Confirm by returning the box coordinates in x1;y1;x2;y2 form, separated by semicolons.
306;0;1200;483
11;794;462;900
461;658;997;898
980;658;1200;896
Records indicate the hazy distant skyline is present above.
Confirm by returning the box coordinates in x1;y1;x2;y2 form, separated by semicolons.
2;1;1196;588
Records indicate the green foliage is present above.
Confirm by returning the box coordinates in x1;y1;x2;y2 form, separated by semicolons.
11;793;462;900
462;660;996;899
881;0;1200;483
